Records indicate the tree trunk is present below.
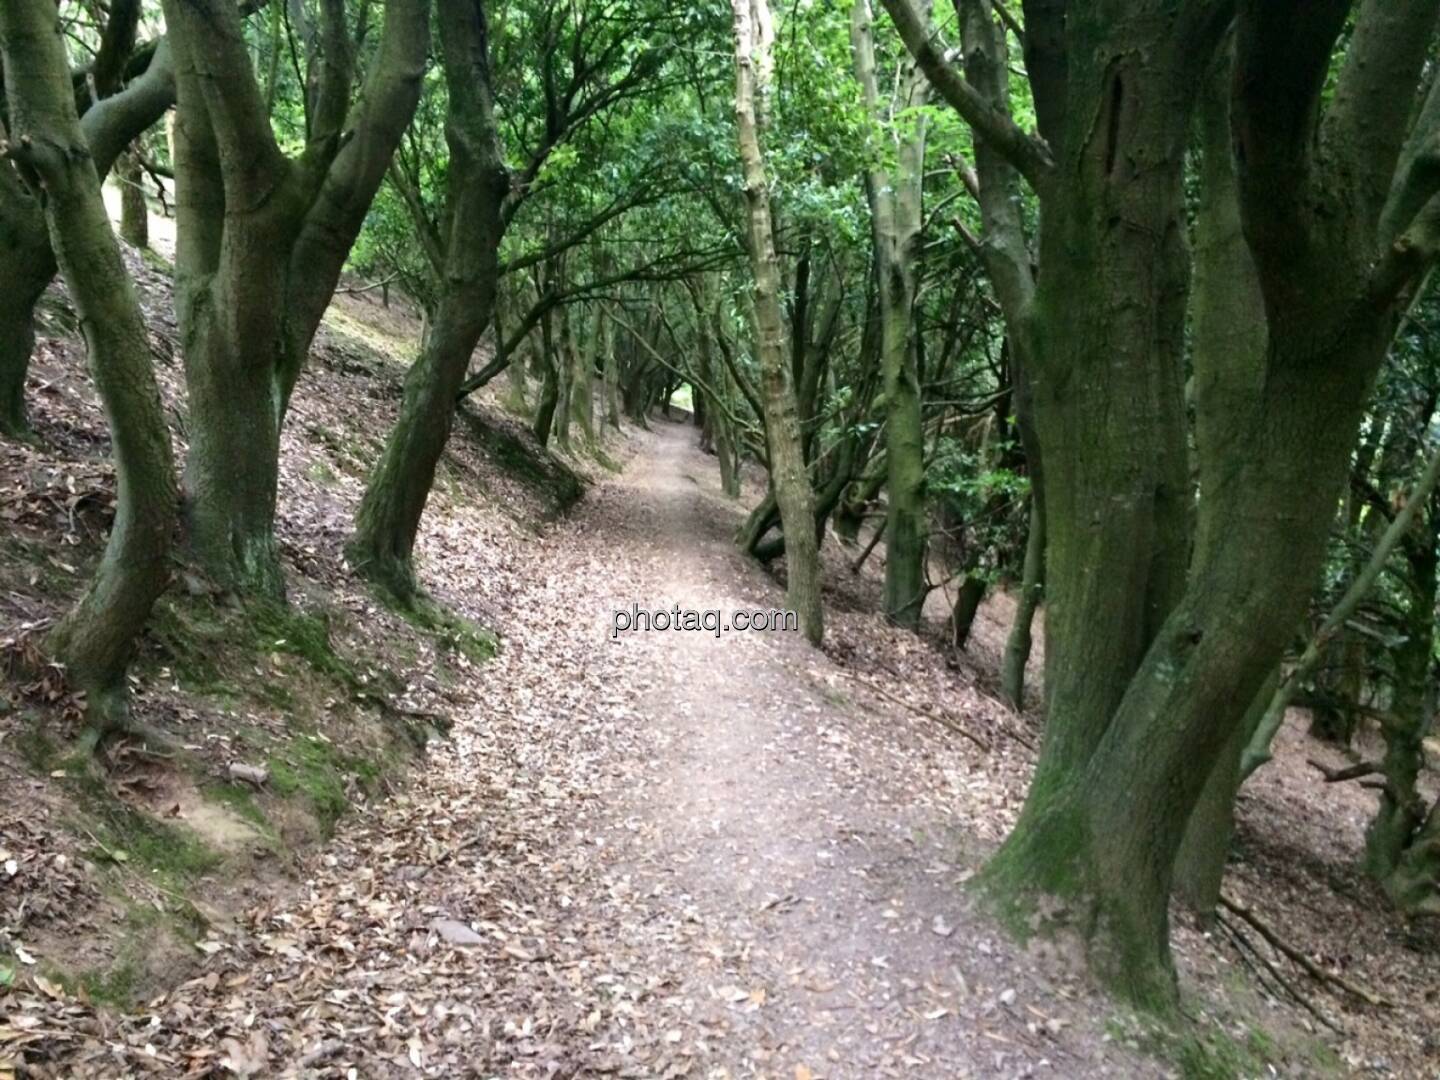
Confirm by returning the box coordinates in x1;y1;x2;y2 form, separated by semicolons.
1;0;176;719
532;298;561;447
1365;487;1438;892
117;145;148;248
738;489;780;557
0;40;174;441
603;307;622;431
0;243;50;439
498;293;529;414
852;0;929;629
732;0;822;644
1000;493;1043;708
950;576;984;649
1172;674;1273;920
572;303;598;444
348;0;503;603
884;0;1228;1003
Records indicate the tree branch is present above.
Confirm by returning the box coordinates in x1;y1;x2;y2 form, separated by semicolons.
1323;0;1440;231
78;38;175;179
878;0;1053;189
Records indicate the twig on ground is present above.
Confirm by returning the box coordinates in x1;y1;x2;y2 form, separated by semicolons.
1216;911;1341;1032
836;669;991;753
1219;894;1392;1009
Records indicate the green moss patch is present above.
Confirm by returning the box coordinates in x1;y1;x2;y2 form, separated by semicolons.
266;731;384;838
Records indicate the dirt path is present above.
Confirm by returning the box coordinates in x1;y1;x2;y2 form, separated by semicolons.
33;420;1140;1079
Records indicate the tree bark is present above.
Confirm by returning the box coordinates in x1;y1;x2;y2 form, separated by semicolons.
1000;493;1043;708
732;0;823;644
950;576;985;649
1;0;175;720
885;0;1231;1004
978;0;1440;1005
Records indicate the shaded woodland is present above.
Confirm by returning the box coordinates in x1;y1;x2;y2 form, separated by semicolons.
4;0;1440;1074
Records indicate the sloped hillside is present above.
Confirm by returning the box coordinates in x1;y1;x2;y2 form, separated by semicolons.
0;240;598;1007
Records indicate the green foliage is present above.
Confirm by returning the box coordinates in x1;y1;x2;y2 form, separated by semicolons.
929;433;1030;585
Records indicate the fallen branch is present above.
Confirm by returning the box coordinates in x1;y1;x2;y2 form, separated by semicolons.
1218;895;1392;1009
336;273;400;297
1216;911;1341;1032
837;668;991;753
1307;758;1382;784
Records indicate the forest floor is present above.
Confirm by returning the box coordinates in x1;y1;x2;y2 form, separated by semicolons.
4;231;1439;1076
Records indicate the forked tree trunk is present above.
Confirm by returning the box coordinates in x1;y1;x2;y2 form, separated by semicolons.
348;0;504;603
1;0;175;720
732;0;822;644
885;0;1225;1003
981;0;1440;1003
162;0;428;596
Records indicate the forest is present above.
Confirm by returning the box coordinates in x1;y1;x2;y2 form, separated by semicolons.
2;0;1440;1075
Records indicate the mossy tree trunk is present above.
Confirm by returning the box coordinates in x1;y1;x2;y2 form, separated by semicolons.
347;0;505;603
1;0;175;720
980;0;1440;1004
162;0;429;597
732;0;823;645
851;0;929;630
950;0;1044;709
999;494;1043;708
1168;56;1268;919
888;0;1378;1005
